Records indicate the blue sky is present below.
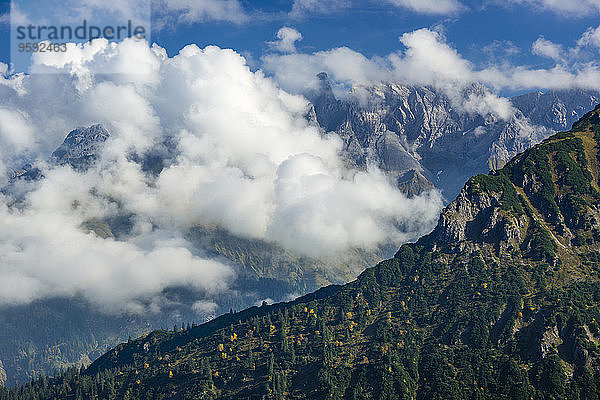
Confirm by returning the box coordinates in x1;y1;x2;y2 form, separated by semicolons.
1;0;600;96
152;0;596;62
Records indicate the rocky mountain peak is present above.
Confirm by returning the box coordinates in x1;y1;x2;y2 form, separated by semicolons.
51;124;109;170
396;169;435;198
430;104;600;263
511;88;600;131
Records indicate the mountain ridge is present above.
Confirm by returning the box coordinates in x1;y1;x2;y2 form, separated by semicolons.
308;76;600;198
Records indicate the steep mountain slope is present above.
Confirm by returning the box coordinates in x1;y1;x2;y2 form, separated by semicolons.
0;224;385;386
7;105;600;399
0;361;5;388
309;75;600;199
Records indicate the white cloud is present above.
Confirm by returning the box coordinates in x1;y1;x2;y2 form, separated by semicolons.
192;300;218;314
392;29;473;84
0;199;234;313
264;27;600;116
262;46;391;94
266;158;443;255
508;0;600;16
384;0;465;15
532;37;564;62
0;38;444;311
0;108;36;152
268;27;303;53
263;29;516;119
578;26;600;48
0;108;37;186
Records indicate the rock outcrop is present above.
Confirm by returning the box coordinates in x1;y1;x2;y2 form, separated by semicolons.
51;124;109;170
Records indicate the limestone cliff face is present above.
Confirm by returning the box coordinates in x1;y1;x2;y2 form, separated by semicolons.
432;177;527;254
436;181;502;243
512;89;600;131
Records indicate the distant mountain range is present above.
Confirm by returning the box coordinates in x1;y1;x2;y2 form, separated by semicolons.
7;103;600;400
308;73;600;198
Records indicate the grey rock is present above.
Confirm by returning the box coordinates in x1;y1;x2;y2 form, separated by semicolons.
540;325;562;358
512;89;600;131
396;169;434;198
435;181;501;243
0;359;6;387
51;124;109;170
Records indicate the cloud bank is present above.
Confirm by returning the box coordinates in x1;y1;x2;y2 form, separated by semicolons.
0;38;443;312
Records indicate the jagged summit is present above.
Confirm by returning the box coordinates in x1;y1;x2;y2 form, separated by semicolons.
51;124;109;170
434;103;600;250
307;79;600;198
511;89;600;132
316;72;333;94
4;124;109;184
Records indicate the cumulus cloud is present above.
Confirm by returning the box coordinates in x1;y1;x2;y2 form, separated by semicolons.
263;29;516;119
0;108;36;153
0;38;443;311
0;197;234;313
268;27;303;53
530;28;600;66
384;0;465;15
